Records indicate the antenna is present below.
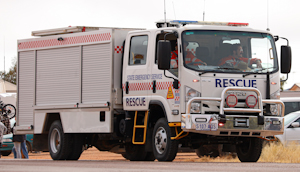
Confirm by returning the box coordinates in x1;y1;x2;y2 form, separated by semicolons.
267;0;270;31
203;0;206;21
172;1;176;20
3;37;5;83
164;0;167;26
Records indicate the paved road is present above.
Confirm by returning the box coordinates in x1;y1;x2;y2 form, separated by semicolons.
0;159;300;172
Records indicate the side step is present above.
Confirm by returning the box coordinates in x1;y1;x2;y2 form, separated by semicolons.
132;111;148;145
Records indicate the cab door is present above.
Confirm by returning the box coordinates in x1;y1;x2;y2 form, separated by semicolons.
123;33;151;110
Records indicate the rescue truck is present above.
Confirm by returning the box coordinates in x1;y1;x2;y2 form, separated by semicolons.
15;20;291;162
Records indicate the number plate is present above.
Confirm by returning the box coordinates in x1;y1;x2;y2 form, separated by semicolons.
196;123;218;131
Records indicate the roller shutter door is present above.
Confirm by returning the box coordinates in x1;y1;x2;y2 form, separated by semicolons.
82;43;111;104
36;47;80;105
18;51;35;125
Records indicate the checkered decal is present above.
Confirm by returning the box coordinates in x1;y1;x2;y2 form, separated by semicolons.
129;82;152;91
175;90;180;104
115;46;123;54
18;33;111;50
122;81;180;91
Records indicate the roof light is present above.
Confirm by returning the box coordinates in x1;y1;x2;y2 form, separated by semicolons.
169;20;249;27
227;22;249;26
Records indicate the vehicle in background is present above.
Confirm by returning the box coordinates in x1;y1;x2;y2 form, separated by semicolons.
280;97;300;115
275;112;300;145
0;118;33;156
1;133;33;156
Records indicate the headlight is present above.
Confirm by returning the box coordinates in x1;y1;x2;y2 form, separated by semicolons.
186;87;201;113
270;90;280;115
270;90;280;99
186;87;201;102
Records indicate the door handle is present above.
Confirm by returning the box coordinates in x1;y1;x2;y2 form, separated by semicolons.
153;80;156;93
126;81;129;94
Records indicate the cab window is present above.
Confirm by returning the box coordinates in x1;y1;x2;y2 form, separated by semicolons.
129;35;148;65
155;33;178;77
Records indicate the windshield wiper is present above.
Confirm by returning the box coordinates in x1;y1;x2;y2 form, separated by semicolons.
216;67;241;70
198;70;219;76
198;67;240;76
242;67;276;77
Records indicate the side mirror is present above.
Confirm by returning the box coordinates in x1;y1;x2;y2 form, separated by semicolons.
291;122;300;128
157;40;171;70
281;45;292;74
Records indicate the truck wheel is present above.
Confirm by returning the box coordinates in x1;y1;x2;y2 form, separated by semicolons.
123;143;147;161
48;120;72;160
152;118;178;161
67;134;84;160
236;137;262;162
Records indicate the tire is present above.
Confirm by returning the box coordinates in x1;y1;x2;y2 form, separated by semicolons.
26;141;32;153
1;151;12;156
48;120;72;160
3;104;16;119
152;118;178;161
67;134;84;160
195;145;219;158
236;137;263;162
144;152;156;161
123;143;147;161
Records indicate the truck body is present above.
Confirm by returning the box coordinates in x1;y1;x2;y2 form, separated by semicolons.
15;21;291;162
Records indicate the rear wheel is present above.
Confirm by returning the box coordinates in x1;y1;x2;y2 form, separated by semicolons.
48;120;72;160
152;118;178;161
236;137;262;162
67;134;84;160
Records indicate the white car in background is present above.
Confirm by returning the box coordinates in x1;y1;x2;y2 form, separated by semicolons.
275;112;300;145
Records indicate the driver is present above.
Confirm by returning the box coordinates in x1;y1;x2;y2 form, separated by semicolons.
218;44;262;69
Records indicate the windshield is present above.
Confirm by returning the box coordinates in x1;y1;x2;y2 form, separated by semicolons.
182;30;278;74
284;113;300;127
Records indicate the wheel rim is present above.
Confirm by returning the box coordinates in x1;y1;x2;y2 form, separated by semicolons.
50;128;61;153
154;126;167;154
4;105;15;119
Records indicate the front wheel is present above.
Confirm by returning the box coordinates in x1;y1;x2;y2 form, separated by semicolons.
236;137;263;162
152;118;178;161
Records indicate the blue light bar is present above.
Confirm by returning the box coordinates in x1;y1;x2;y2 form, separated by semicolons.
171;20;198;24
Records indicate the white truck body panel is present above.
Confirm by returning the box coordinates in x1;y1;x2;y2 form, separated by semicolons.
17;28;138;134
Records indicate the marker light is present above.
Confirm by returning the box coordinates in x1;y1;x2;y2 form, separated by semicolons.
226;94;238;107
219;122;225;127
246;95;257;108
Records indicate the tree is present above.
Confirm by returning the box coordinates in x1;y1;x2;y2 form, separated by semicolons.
280;76;287;91
0;57;17;85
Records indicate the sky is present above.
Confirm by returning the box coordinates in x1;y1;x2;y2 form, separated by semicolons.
0;0;299;89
